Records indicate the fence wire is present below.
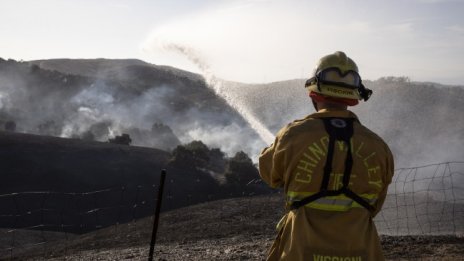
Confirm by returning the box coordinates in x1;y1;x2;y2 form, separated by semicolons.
0;185;159;259
0;162;463;260
375;161;464;236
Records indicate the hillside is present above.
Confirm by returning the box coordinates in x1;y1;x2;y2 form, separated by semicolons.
0;130;269;234
0;58;264;157
0;131;170;193
31;58;204;83
0;130;173;233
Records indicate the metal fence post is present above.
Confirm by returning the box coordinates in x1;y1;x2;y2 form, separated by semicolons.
148;169;167;261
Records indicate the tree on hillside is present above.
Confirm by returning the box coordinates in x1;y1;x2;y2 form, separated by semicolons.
29;64;40;73
151;122;172;133
170;140;210;168
209;148;226;172
150;122;181;150
377;76;411;85
224;151;259;185
170;145;195;167
168;140;229;174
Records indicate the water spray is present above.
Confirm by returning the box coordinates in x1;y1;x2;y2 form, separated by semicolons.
163;43;275;145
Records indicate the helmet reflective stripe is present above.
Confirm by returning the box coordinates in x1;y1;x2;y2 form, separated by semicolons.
308;84;362;100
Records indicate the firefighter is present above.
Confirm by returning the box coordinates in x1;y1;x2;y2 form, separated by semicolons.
259;51;394;261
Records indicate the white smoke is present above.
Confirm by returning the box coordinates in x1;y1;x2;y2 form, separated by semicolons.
0;91;12;111
60;106;105;138
158;42;275;145
184;122;264;157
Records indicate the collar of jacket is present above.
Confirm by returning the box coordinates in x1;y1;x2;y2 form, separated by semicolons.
307;109;359;120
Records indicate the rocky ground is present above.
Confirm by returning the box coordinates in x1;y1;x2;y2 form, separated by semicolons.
2;194;463;260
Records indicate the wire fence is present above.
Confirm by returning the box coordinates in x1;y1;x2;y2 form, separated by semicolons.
0;162;463;259
375;161;464;236
0;184;159;259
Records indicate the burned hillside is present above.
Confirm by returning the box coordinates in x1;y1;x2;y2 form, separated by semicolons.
0;131;269;234
0;58;264;156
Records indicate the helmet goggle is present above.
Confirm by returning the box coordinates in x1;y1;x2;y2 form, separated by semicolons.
305;67;362;90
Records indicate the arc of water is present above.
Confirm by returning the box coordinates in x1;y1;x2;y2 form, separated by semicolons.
163;43;275;145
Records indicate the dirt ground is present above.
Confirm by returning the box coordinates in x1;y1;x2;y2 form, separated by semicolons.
32;234;464;261
4;195;464;260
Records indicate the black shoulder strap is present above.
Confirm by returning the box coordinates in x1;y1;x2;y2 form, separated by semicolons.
319;118;354;192
290;117;374;213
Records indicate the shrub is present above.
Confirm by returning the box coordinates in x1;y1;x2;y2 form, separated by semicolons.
170;140;210;168
224;151;259;185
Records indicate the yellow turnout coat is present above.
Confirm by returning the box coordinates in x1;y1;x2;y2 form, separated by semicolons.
259;109;394;261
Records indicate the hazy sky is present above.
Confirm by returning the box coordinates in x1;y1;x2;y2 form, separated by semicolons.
1;0;464;84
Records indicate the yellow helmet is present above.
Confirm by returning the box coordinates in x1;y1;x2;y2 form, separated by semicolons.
305;51;372;101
